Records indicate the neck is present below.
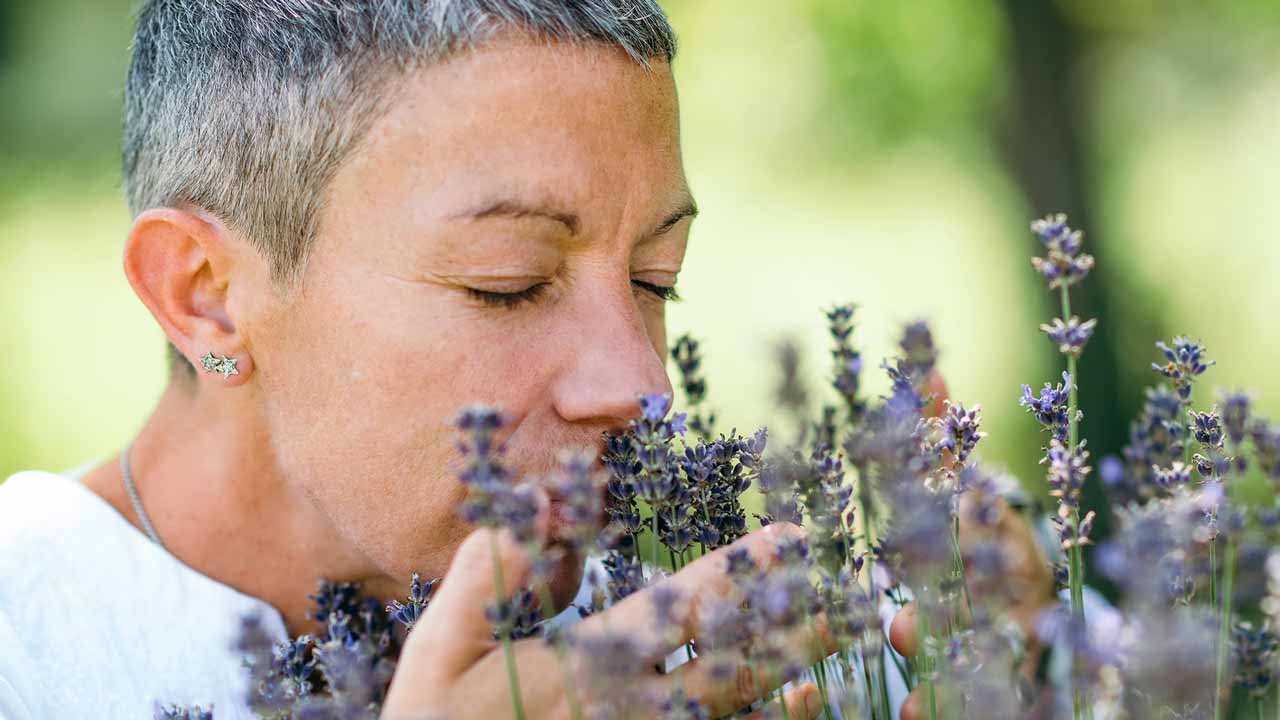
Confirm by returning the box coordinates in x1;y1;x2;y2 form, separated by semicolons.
85;376;391;637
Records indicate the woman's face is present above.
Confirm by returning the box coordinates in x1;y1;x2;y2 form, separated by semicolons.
247;34;691;601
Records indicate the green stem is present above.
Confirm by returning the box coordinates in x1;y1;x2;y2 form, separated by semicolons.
858;649;878;720
1215;536;1237;720
490;532;527;720
652;511;660;570
950;515;974;625
917;602;938;720
805;616;832;717
877;651;893;720
1060;285;1092;720
532;574;584;720
1210;539;1218;607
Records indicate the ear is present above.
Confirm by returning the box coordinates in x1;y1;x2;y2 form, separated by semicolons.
122;207;256;385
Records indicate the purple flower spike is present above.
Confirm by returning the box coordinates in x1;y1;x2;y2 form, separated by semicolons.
638;392;672;422
1019;371;1075;441
386;573;440;631
1219;391;1252;445
1030;213;1095;290
1151;336;1215;401
154;704;214;720
1040;315;1098;358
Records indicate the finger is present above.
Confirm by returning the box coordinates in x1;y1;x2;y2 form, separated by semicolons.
955;492;1055;629
388;489;551;705
900;683;953;720
576;521;806;661
665;616;840;717
740;682;824;720
923;369;949;419
900;687;925;720
889;602;917;658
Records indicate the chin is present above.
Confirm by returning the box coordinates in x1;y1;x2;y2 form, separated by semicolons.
545;545;586;612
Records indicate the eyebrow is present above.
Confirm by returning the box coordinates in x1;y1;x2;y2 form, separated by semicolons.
453;199;581;235
451;195;698;238
652;198;699;237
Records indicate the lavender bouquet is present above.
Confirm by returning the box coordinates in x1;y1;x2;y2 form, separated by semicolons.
161;214;1280;720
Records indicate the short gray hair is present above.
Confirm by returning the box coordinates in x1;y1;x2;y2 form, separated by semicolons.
123;0;677;380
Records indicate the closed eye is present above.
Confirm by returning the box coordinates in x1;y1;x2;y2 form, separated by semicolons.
465;283;550;309
466;279;681;309
632;279;682;303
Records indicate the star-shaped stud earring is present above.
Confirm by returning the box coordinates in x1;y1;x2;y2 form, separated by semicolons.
201;351;222;373
217;355;239;378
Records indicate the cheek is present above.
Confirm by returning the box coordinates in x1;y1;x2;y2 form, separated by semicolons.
254;268;558;577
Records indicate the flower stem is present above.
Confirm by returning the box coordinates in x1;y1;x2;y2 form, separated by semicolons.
490;532;527;720
916;602;938;720
1215;535;1237;720
1059;284;1093;720
950;516;974;626
532;579;584;720
805;616;832;717
1210;539;1218;607
652;511;660;570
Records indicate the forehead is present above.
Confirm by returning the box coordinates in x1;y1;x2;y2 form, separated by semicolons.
332;33;686;231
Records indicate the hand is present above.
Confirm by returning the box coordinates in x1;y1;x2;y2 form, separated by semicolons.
886;370;1057;719
382;500;834;720
887;495;1056;720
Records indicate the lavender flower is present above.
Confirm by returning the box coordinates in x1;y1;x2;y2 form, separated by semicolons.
1120;607;1220;718
273;634;320;698
1218;390;1252;446
1152;461;1192;490
386;573;439;631
1030;213;1095;290
309;580;360;627
454;405;513;528
772;337;812;424
935;401;986;467
153;703;214;720
1248;418;1280;483
1119;384;1188;499
602;551;646;602
1019;372;1075;442
899;319;938;380
1040;315;1098;358
658;688;708;720
1232;621;1277;699
824;302;865;420
548;449;608;553
671;333;716;438
485;588;544;641
1151;336;1215;401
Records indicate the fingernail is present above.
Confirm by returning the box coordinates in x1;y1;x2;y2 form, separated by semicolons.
804;688;823;718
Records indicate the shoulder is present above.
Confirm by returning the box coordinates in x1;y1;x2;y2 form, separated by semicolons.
0;469;280;718
0;469;126;567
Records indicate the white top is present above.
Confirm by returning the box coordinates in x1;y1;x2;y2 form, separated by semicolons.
0;467;290;718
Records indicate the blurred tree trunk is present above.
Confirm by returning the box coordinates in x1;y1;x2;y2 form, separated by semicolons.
997;0;1153;598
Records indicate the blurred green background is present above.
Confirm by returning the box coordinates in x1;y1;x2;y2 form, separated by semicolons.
2;1;1279;549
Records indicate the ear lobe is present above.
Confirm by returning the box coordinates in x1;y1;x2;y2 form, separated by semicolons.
123;207;251;382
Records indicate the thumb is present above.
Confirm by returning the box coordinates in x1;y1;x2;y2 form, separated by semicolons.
385;486;550;710
923;369;949;420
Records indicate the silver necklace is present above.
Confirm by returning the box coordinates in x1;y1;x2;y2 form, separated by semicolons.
120;440;165;549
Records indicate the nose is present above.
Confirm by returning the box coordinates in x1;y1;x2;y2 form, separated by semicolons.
550;284;674;429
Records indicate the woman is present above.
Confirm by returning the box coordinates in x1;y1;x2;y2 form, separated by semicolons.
0;2;1053;718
